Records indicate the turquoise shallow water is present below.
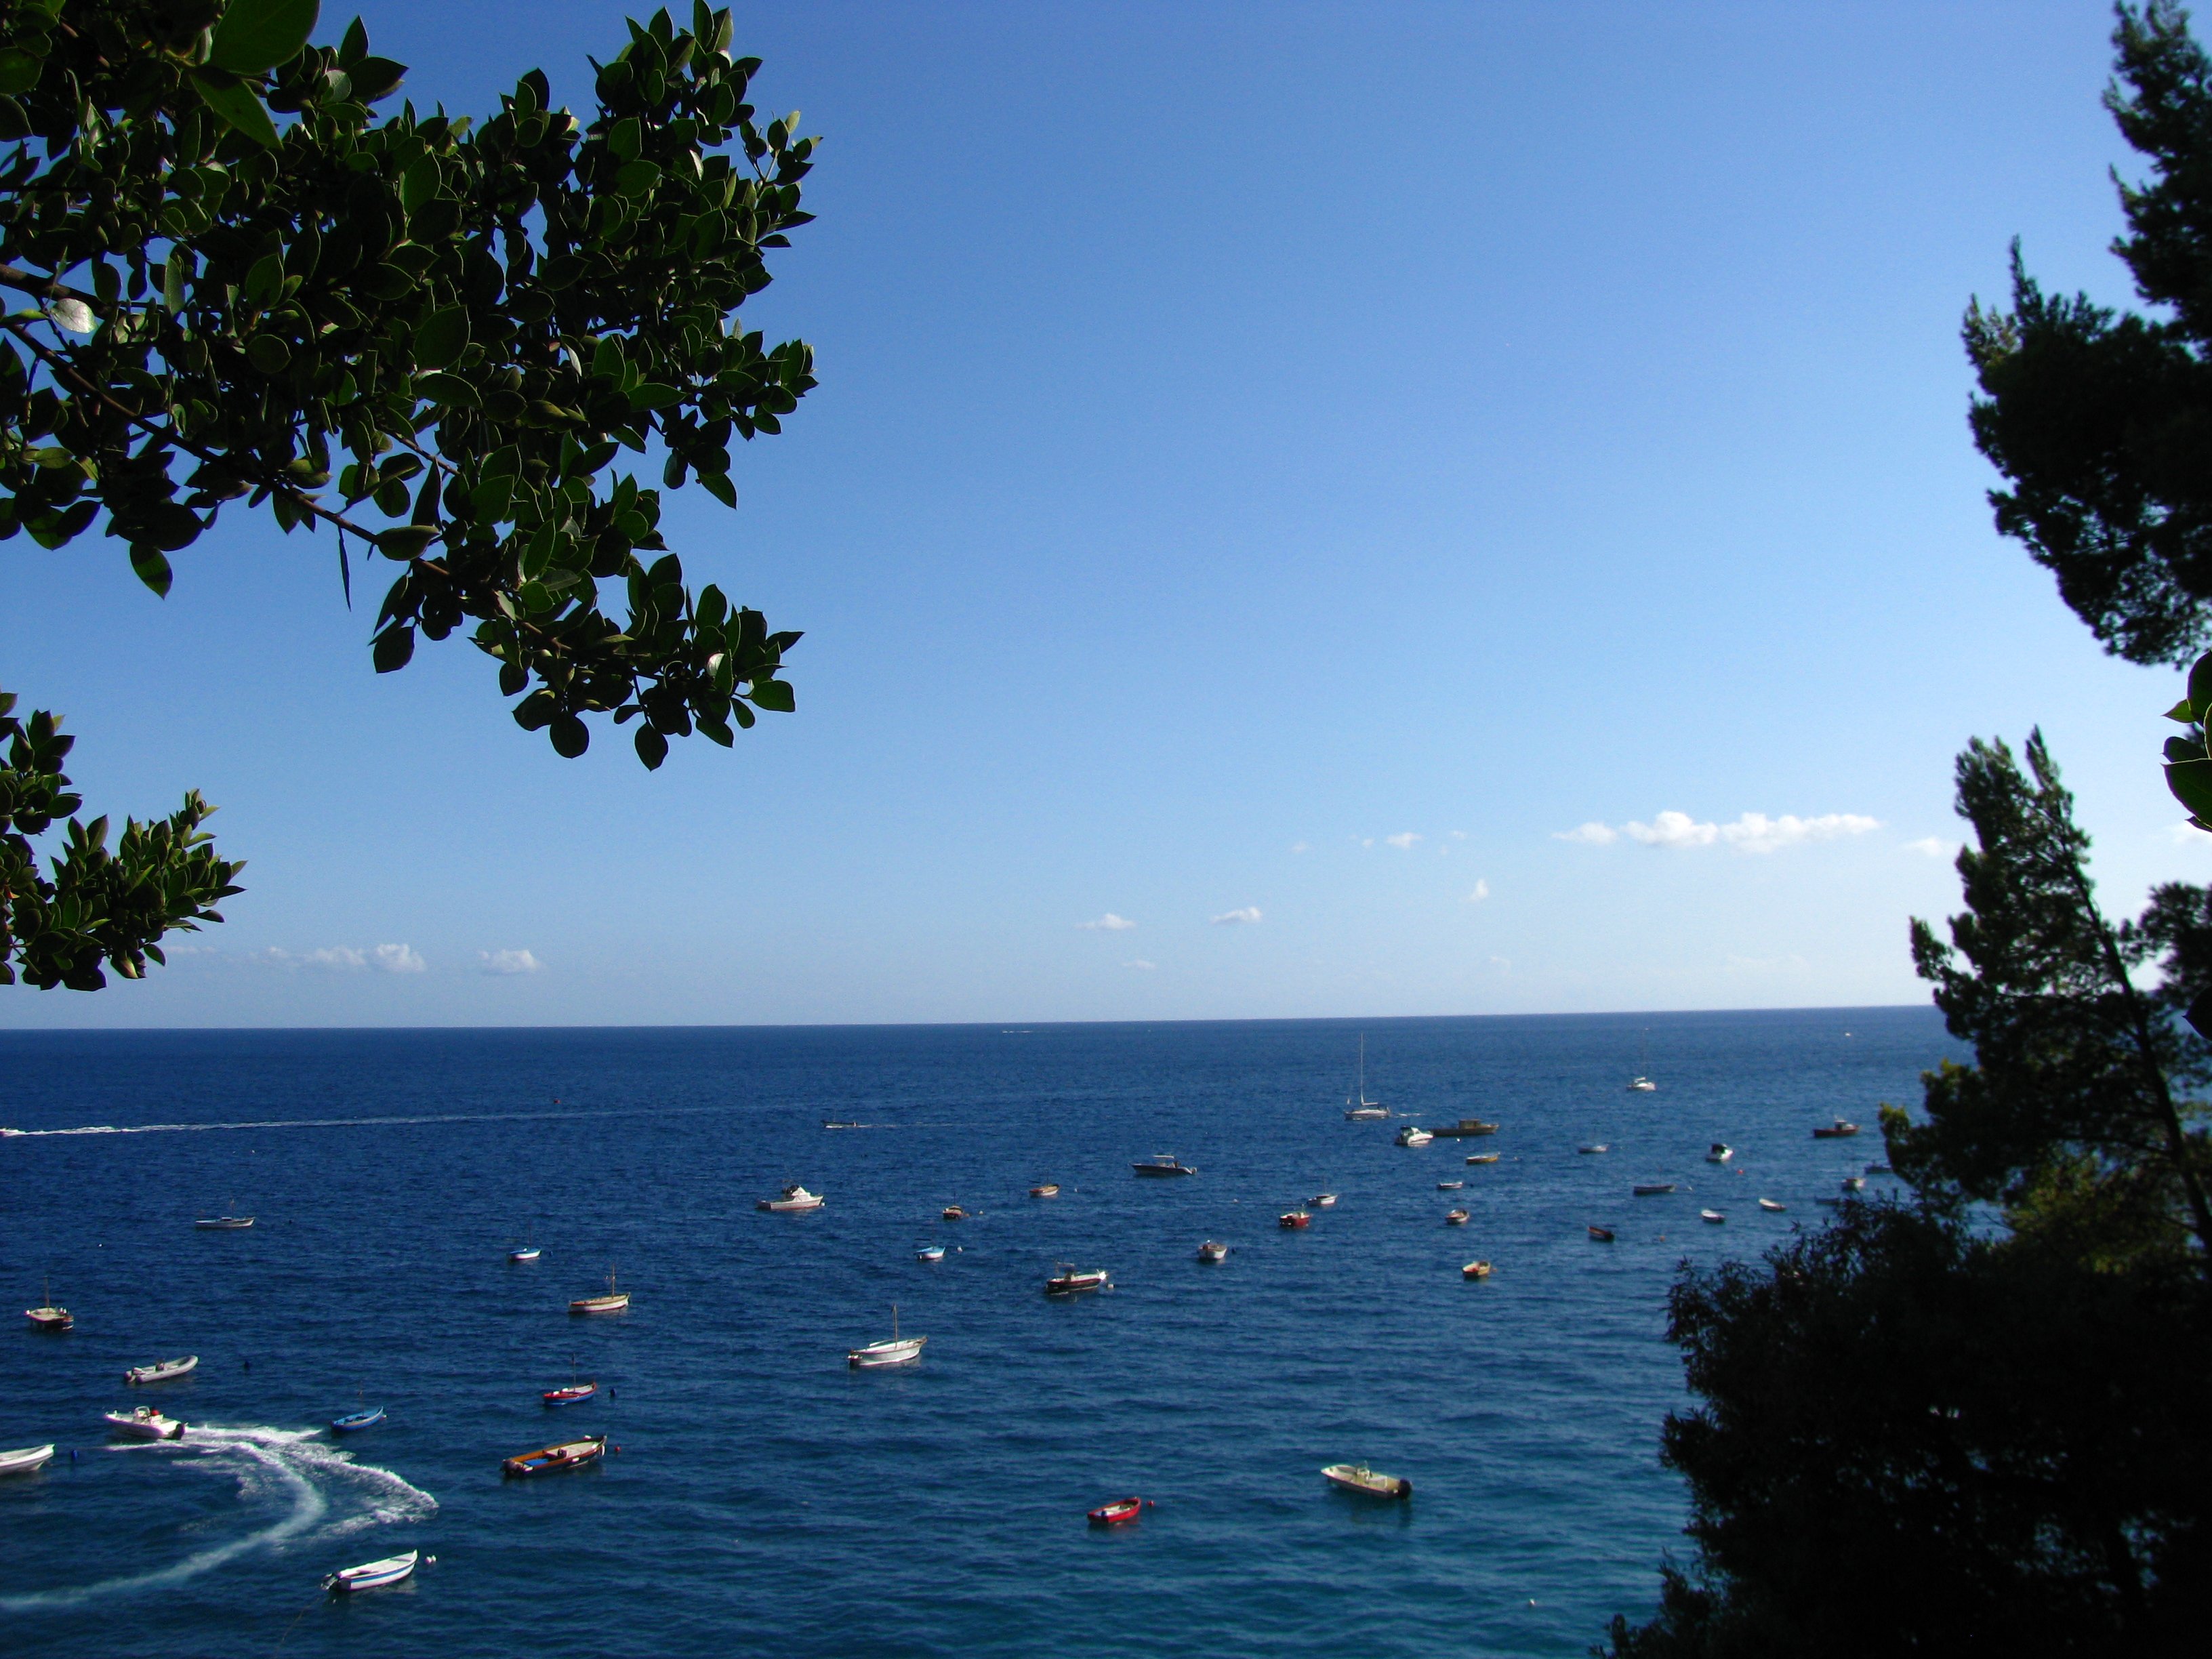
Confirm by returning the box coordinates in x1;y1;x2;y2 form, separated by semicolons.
0;1008;1956;1656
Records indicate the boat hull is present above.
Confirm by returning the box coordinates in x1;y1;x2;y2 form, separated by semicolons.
1461;1261;1493;1279
502;1435;606;1477
331;1408;386;1432
1758;1200;1786;1212
508;1248;541;1263
0;1444;55;1476
193;1217;254;1229
1322;1463;1412;1499
1811;1124;1860;1139
1446;1210;1469;1225
1278;1212;1310;1229
1633;1184;1675;1196
1044;1271;1109;1296
569;1294;629;1315
916;1247;945;1263
124;1355;198;1385
542;1385;598;1406
1132;1164;1194;1176
24;1308;71;1330
1588;1227;1615;1242
325;1550;417;1593
1427;1122;1498;1138
105;1410;184;1440
848;1336;926;1370
1029;1185;1060;1198
1088;1497;1147;1525
1196;1242;1228;1262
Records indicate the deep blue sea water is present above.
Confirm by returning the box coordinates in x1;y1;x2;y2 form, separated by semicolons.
0;1008;1959;1658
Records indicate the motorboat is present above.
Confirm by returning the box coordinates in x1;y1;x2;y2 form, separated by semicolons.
324;1549;419;1593
1044;1265;1109;1296
847;1306;926;1370
25;1275;69;1331
759;1183;825;1213
1428;1120;1499;1139
1322;1462;1412;1499
1197;1240;1229;1263
1706;1143;1734;1164
194;1214;253;1229
1309;1193;1337;1208
0;1444;56;1476
1343;1035;1389;1118
1132;1155;1195;1177
916;1244;947;1263
106;1406;184;1440
1029;1183;1061;1198
1588;1225;1615;1242
1445;1208;1470;1225
1393;1126;1433;1147
1812;1119;1860;1139
1627;1077;1657;1092
1279;1210;1311;1229
542;1382;598;1407
1841;1176;1866;1193
942;1205;968;1221
508;1246;541;1263
822;1120;861;1130
569;1271;629;1315
1088;1496;1152;1525
502;1435;606;1476
1461;1260;1493;1279
1633;1183;1676;1196
332;1404;386;1433
125;1355;197;1385
1577;1143;1610;1154
1758;1198;1786;1212
1437;1179;1463;1191
1465;1153;1499;1165
1700;1208;1725;1225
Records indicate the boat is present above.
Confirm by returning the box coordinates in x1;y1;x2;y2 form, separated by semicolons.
193;1215;253;1229
508;1246;541;1263
1706;1143;1733;1163
1865;1162;1893;1175
0;1444;56;1476
916;1244;947;1263
1197;1240;1229;1263
1465;1153;1499;1165
1462;1260;1494;1279
758;1183;825;1212
1812;1119;1860;1139
1437;1179;1463;1191
1393;1125;1433;1147
25;1274;70;1331
543;1381;598;1406
1279;1209;1311;1229
569;1271;629;1315
1343;1035;1389;1118
1029;1183;1061;1198
822;1120;861;1130
1309;1192;1337;1208
332;1404;386;1433
847;1305;926;1370
1446;1208;1470;1225
1044;1264;1109;1295
1322;1462;1412;1499
123;1355;197;1385
1628;1077;1658;1092
1428;1119;1499;1138
1758;1198;1786;1212
1700;1208;1725;1224
501;1435;606;1476
942;1205;968;1221
1629;1031;1658;1090
105;1406;184;1440
323;1549;419;1593
1841;1175;1866;1193
1588;1225;1615;1242
1088;1496;1152;1525
1132;1154;1196;1176
1577;1143;1610;1154
1633;1183;1676;1196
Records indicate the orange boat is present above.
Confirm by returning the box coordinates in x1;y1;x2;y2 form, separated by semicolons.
1088;1496;1152;1526
502;1435;607;1477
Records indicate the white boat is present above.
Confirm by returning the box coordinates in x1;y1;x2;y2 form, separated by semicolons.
1461;1259;1493;1279
1343;1035;1389;1118
1197;1240;1229;1263
1700;1208;1725;1224
0;1444;55;1476
1044;1264;1109;1295
1393;1125;1433;1147
1841;1176;1865;1192
1627;1077;1657;1092
1321;1461;1412;1498
1132;1154;1195;1176
194;1206;254;1229
1309;1193;1337;1208
1628;1032;1657;1090
25;1273;70;1331
1445;1208;1469;1225
758;1183;825;1212
124;1355;197;1385
323;1549;419;1593
1577;1143;1610;1154
1465;1153;1498;1165
1437;1179;1462;1190
1706;1143;1733;1163
508;1246;541;1263
916;1244;946;1263
847;1305;926;1370
569;1270;629;1315
105;1406;184;1440
1758;1198;1786;1212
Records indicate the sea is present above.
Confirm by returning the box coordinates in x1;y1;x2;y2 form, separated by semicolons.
0;1006;1959;1658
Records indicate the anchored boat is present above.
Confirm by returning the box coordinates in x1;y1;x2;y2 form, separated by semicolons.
1343;1035;1389;1119
847;1305;926;1370
508;1246;541;1263
1588;1225;1615;1242
916;1244;947;1263
123;1355;197;1385
1322;1462;1412;1499
542;1381;598;1407
1700;1208;1725;1225
25;1275;69;1331
1088;1496;1152;1525
1446;1208;1470;1226
1428;1119;1499;1139
1197;1240;1229;1263
1759;1197;1786;1212
1279;1210;1311;1229
759;1183;825;1212
1309;1192;1337;1208
1028;1183;1061;1198
0;1445;56;1476
323;1550;420;1593
569;1271;629;1315
502;1435;606;1477
193;1214;253;1229
1812;1119;1860;1139
1044;1264;1109;1296
1706;1143;1734;1163
1465;1153;1499;1165
1633;1183;1676;1197
1132;1154;1195;1177
1393;1125;1433;1147
1577;1143;1610;1154
1461;1260;1494;1279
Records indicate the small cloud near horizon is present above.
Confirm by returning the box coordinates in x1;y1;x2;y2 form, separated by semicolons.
1904;836;1956;859
1124;958;1157;970
1555;821;1618;845
1384;832;1422;850
255;943;422;972
1467;879;1490;903
478;949;541;975
371;943;426;974
1079;914;1136;931
1212;906;1263;925
1559;811;1879;854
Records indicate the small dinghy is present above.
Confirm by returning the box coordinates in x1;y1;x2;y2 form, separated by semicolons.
1278;1210;1311;1229
1088;1496;1152;1526
1197;1240;1229;1263
105;1406;184;1440
542;1382;598;1407
1445;1208;1470;1225
1588;1225;1615;1242
508;1246;541;1263
1029;1183;1061;1198
759;1183;825;1213
0;1444;56;1477
1700;1208;1725;1225
916;1244;947;1263
501;1435;607;1477
1577;1143;1610;1154
1437;1179;1463;1191
848;1305;926;1370
1393;1125;1433;1147
1044;1264;1109;1296
1465;1153;1499;1165
193;1215;254;1229
941;1205;968;1221
323;1549;419;1593
1309;1192;1337;1208
124;1355;197;1385
1461;1260;1493;1279
1757;1198;1786;1212
1811;1119;1860;1139
1706;1143;1734;1163
1322;1462;1411;1499
569;1271;629;1315
1633;1183;1676;1197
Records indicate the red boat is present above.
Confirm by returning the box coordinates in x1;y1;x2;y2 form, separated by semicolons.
1279;1210;1310;1229
1088;1496;1152;1526
501;1435;607;1477
542;1382;598;1407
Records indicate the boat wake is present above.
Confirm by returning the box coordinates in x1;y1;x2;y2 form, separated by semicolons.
0;1426;436;1612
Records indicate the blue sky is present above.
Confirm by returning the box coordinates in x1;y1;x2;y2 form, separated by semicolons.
7;0;2208;1028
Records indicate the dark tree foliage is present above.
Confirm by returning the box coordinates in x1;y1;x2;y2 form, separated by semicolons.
0;688;243;989
1965;1;2212;666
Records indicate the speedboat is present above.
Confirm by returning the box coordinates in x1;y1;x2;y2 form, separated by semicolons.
1197;1240;1229;1263
847;1307;926;1370
1322;1462;1411;1498
105;1406;184;1440
1588;1225;1615;1242
822;1120;861;1130
1758;1198;1786;1212
759;1183;825;1212
1309;1193;1337;1208
1044;1265;1109;1296
502;1435;606;1476
124;1355;197;1385
916;1244;947;1263
193;1215;253;1229
1706;1143;1733;1163
324;1549;419;1593
1029;1183;1061;1198
331;1404;386;1433
569;1271;629;1315
0;1444;56;1476
1633;1183;1676;1196
1279;1210;1311;1229
1700;1208;1725;1225
1812;1119;1860;1139
1437;1179;1462;1191
1393;1126;1433;1147
1088;1496;1151;1525
1132;1155;1195;1177
508;1246;541;1263
1577;1143;1610;1154
542;1382;598;1407
1465;1153;1499;1165
1445;1208;1470;1225
1461;1260;1493;1279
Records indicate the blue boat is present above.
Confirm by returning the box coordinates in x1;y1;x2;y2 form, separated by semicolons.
331;1404;385;1433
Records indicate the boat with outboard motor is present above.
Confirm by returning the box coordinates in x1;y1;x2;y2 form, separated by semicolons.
124;1355;197;1385
1132;1154;1195;1177
1393;1125;1433;1147
105;1406;184;1440
1197;1240;1229;1263
1044;1264;1110;1296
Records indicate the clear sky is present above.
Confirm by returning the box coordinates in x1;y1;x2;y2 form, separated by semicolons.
6;0;2207;1029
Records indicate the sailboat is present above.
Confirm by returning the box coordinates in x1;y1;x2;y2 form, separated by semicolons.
569;1269;629;1315
1628;1031;1657;1092
332;1386;385;1433
25;1275;70;1332
1343;1036;1389;1120
846;1304;926;1369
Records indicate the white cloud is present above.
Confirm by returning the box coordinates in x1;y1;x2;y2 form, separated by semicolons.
1289;841;1311;854
1124;958;1157;971
1905;836;1956;859
1449;830;1468;840
1384;832;1422;850
305;946;368;970
1079;914;1136;931
371;943;427;973
1561;811;1881;854
2165;820;2211;846
1554;821;1619;846
1467;880;1490;903
1211;907;1263;925
477;949;540;975
251;943;423;973
1489;954;1511;970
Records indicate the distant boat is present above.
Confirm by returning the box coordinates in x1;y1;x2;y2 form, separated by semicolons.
194;1214;253;1229
848;1305;926;1370
1132;1155;1195;1177
501;1435;606;1477
1577;1143;1610;1155
1437;1179;1462;1190
1461;1260;1493;1279
1629;1031;1658;1090
1588;1225;1614;1242
1197;1240;1229;1263
1309;1193;1337;1208
1841;1176;1866;1193
1700;1208;1725;1225
332;1404;386;1433
1428;1119;1499;1139
1633;1183;1676;1197
1343;1035;1389;1118
1393;1126;1433;1147
1322;1462;1411;1499
323;1549;419;1593
941;1205;969;1221
1706;1143;1734;1163
1029;1183;1061;1198
508;1246;541;1263
1812;1119;1860;1139
1465;1153;1499;1165
0;1444;55;1477
822;1120;861;1130
1088;1496;1152;1525
759;1183;825;1213
123;1355;197;1385
1628;1078;1658;1092
569;1271;628;1315
542;1382;598;1407
1044;1264;1109;1296
105;1406;184;1440
1865;1162;1893;1175
916;1244;947;1263
25;1275;69;1331
1758;1198;1786;1212
1446;1208;1470;1225
1279;1210;1311;1229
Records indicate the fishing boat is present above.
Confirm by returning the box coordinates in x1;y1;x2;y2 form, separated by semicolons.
1428;1119;1499;1139
1437;1179;1463;1191
1197;1240;1229;1263
1088;1496;1152;1525
1700;1208;1725;1225
1461;1260;1493;1279
1029;1183;1061;1198
1044;1264;1109;1296
105;1406;184;1440
323;1549;419;1593
1577;1143;1610;1154
508;1246;541;1263
1466;1153;1499;1165
193;1214;253;1229
942;1205;968;1221
1588;1225;1615;1242
1343;1035;1389;1119
1132;1154;1195;1177
1706;1143;1734;1163
1393;1125;1433;1147
331;1404;386;1433
542;1381;598;1407
569;1271;628;1315
916;1244;947;1263
759;1183;825;1212
25;1275;69;1331
1633;1183;1676;1196
501;1435;606;1477
1758;1198;1786;1212
847;1305;926;1370
1322;1462;1412;1499
1309;1192;1337;1208
1279;1209;1311;1229
1812;1119;1860;1139
1446;1208;1470;1225
124;1355;197;1385
0;1444;55;1476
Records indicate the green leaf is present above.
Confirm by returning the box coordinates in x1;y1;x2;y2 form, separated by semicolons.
628;382;681;410
550;713;590;757
748;678;794;714
2165;698;2196;724
415;371;480;408
247;333;291;373
0;49;42;98
348;56;407;102
210;0;321;76
634;725;668;769
2167;758;2212;823
375;525;437;561
616;159;661;197
371;623;415;673
2190;651;2212;721
401;158;441;215
188;69;279;148
129;544;173;598
414;306;470;370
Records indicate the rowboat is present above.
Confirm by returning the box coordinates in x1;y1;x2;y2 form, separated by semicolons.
1706;1143;1734;1163
1811;1119;1860;1139
1461;1260;1493;1279
25;1275;69;1331
941;1205;968;1221
1427;1119;1499;1138
758;1183;825;1212
1322;1462;1411;1499
1437;1179;1463;1190
916;1244;947;1263
1393;1126;1433;1147
1445;1208;1469;1225
1197;1240;1229;1263
331;1405;386;1433
1633;1183;1675;1196
1577;1143;1610;1154
542;1382;598;1406
0;1444;55;1476
323;1549;419;1593
1088;1496;1151;1525
1029;1183;1061;1198
1700;1208;1725;1224
569;1271;628;1315
1132;1154;1195;1176
501;1435;605;1477
1309;1193;1337;1208
1279;1210;1311;1229
1465;1153;1498;1165
508;1246;541;1263
125;1355;197;1385
847;1305;926;1370
193;1216;253;1229
105;1406;184;1440
1044;1264;1109;1295
1758;1197;1786;1212
1588;1225;1615;1242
